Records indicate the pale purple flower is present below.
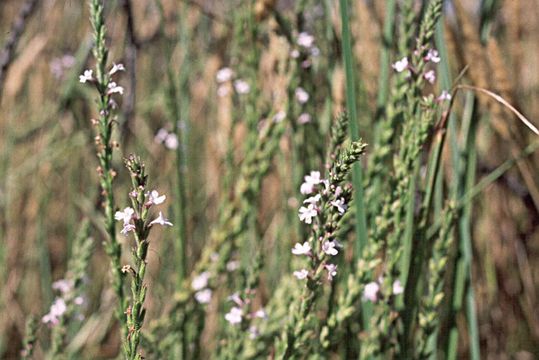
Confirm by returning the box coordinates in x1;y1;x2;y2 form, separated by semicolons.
437;90;452;102
109;63;125;75
393;280;404;295
164;133;179;150
234;79;250;94
52;279;73;294
290;49;300;59
107;81;124;95
148;190;167;205
225;306;243;325
226;260;240;272
154;128;169;143
298;113;312;125
216;67;234;83
325;264;337;281
334;186;343;197
300;171;321;194
425;49;441;63
74;296;85;306
115;207;135;224
273;111;286;123
295;87;310;104
424;70;436;84
322;241;339;256
228;292;244;307
195;289;212;304
363;281;380;302
149;212;173;227
217;84;230;97
42;298;67;326
293;269;309;280
248;326;259;339
298;204;317;224
310;47;320;57
303;194;321;205
297;32;315;48
392;57;409;73
331;198;347;214
254;309;268;319
191;271;209;291
120;223;136;236
79;69;93;83
292;241;311;255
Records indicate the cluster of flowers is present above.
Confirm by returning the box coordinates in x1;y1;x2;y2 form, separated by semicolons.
215;67;251;97
392;48;451;102
362;278;404;303
154;128;179;150
224;291;267;338
191;271;213;305
114;190;172;236
79;62;125;96
292;171;348;282
50;54;75;80
42;279;85;327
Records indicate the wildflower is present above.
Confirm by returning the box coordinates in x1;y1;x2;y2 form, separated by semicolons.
52;279;73;294
217;84;230;97
363;281;380;302
154;128;169;143
425;49;441;63
149;212;173;227
195;289;212;304
74;296;85;306
322;241;339;256
120;223;136;236
393;280;404;295
115;207;135;224
273;110;286;123
234;79;250;94
225;307;243;325
109;63;125;75
164;133;179;150
191;271;209;291
42;298;67;326
216;67;234;83
248;326;260;339
79;69;93;83
298;113;312;125
325;264;337;281
298;204;317;224
424;70;436;84
107;81;124;95
290;49;300;58
392;57;409;72
303;194;321;205
254;309;268;319
226;260;240;272
437;90;452;102
228;292;244;307
300;171;321;195
293;269;309;280
292;242;311;256
330;198;347;214
295;87;310;104
147;190;166;205
310;47;320;57
297;32;315;48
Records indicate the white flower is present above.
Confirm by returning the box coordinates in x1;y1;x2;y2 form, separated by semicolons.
226;260;240;272
295;87;310;104
392;57;409;73
424;70;436;84
225;306;243;325
149;212;173;227
228;292;244;307
248;326;260;339
293;269;309;280
273;110;286;123
303;194;321;205
300;171;321;195
322;241;339;256
52;279;74;294
254;309;268;319
298;113;311;124
393;280;404;295
109;63;125;75
164;133;179;150
191;271;209;291
330;198;347;214
115;207;135;224
148;190;167;205
79;69;93;83
425;49;441;63
42;298;67;326
107;81;124;95
154;128;169;143
325;264;337;281
290;49;300;58
334;186;343;197
216;67;234;83
437;90;452;102
195;289;212;304
297;32;315;48
363;281;380;302
217;84;230;97
234;79;250;94
74;296;85;306
291;241;311;256
120;223;136;236
298;204;317;224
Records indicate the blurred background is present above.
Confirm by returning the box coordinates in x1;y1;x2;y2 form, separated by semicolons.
0;0;538;358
